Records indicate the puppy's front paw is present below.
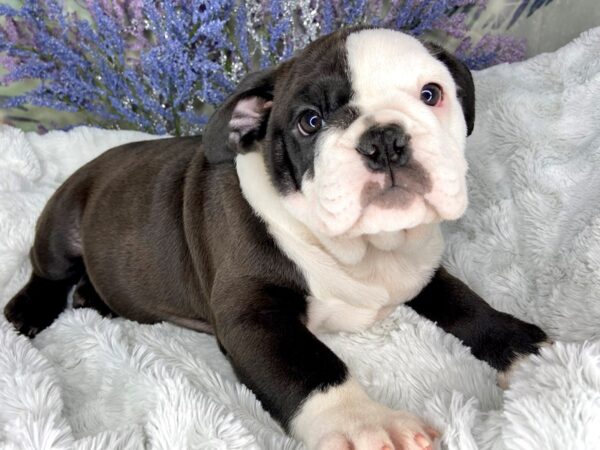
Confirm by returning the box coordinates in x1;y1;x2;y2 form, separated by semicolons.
471;312;549;388
316;416;436;450
292;379;438;450
497;339;553;389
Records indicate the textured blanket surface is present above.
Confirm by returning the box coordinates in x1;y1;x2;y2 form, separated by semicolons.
1;28;600;450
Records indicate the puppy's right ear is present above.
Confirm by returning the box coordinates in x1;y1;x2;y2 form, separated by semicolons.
203;67;278;163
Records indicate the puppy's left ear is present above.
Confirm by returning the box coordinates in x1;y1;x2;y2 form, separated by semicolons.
203;67;278;163
425;43;475;136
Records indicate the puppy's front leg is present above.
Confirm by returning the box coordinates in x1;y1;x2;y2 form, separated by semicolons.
213;279;437;450
407;267;550;386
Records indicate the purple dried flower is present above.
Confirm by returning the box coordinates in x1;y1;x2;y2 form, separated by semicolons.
1;0;236;135
434;13;469;39
322;1;336;34
234;3;250;66
457;34;527;69
0;0;540;135
2;18;21;43
342;0;368;25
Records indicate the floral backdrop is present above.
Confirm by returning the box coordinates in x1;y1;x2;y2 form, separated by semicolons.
0;0;554;135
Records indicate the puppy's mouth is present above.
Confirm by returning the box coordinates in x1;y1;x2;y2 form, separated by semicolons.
360;159;432;210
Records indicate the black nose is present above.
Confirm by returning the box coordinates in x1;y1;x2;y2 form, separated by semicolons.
356;124;410;172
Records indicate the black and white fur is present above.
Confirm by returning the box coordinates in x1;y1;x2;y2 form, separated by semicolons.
4;28;548;450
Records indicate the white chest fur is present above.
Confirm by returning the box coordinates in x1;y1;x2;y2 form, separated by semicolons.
304;225;443;332
236;152;444;333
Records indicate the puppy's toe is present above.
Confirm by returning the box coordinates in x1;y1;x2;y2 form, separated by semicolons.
388;416;437;450
318;427;394;450
311;405;438;450
317;420;436;450
4;294;44;338
4;276;70;338
294;379;439;450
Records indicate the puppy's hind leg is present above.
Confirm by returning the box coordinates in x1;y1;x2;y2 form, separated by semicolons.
72;273;116;318
4;186;85;337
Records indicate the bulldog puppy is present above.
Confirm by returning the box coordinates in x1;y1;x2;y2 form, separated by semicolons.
5;27;549;450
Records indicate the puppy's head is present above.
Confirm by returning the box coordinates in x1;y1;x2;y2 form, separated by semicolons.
204;28;474;238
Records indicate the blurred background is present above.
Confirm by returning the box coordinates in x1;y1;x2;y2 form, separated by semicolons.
1;0;599;135
466;0;599;57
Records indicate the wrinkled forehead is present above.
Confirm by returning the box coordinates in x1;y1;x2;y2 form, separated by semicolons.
346;29;454;107
277;28;452;112
273;29;352;113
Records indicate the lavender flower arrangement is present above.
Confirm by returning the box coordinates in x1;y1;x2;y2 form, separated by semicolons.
0;0;528;136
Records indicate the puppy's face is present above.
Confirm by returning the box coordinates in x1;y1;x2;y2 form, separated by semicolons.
204;28;475;239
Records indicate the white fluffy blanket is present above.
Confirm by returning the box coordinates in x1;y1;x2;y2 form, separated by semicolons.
2;28;600;450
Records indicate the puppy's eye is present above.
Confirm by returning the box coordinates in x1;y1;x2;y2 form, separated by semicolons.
420;83;443;106
298;110;323;136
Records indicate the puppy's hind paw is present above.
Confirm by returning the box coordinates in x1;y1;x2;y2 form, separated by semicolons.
4;275;70;338
5;291;45;338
